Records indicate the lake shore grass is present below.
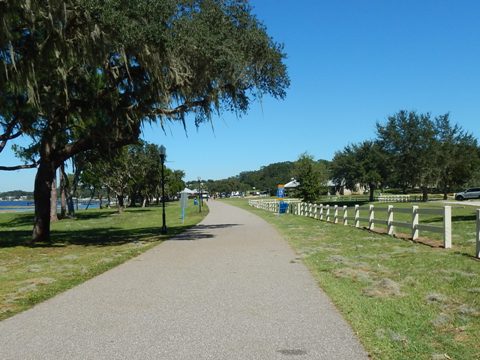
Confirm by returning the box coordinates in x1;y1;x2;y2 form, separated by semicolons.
224;198;480;360
0;201;207;321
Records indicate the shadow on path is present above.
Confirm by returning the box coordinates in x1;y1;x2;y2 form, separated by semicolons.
170;223;242;241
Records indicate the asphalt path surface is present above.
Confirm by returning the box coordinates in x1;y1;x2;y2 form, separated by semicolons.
0;200;368;359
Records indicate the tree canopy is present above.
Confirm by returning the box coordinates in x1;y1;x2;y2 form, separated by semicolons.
331;141;388;201
0;0;289;241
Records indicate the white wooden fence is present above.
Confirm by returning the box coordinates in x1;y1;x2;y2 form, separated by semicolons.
476;209;480;259
249;200;453;249
248;199;301;213
377;195;418;202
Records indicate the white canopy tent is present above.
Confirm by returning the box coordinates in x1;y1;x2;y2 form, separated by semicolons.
284;178;300;188
181;187;196;194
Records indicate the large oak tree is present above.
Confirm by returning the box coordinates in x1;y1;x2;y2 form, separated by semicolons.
0;0;289;242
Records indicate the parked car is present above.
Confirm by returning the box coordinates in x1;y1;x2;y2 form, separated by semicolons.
455;187;480;200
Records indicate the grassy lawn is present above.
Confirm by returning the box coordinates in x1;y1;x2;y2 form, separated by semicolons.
0;201;207;321
349;201;478;256
224;198;480;360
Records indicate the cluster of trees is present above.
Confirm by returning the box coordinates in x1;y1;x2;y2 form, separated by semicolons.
0;0;289;242
80;142;185;210
331;111;480;201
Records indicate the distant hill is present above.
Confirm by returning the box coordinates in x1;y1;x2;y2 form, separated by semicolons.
0;190;34;199
196;159;330;195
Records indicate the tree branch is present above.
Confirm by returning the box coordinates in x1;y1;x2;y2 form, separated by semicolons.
0;130;22;142
0;119;23;153
0;162;38;171
54;132;139;168
153;98;210;117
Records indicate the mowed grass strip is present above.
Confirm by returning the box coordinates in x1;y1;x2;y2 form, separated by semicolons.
0;201;207;321
224;198;480;360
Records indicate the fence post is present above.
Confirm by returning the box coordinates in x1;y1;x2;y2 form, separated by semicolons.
319;204;324;220
343;205;348;225
443;206;452;249
334;205;338;224
412;205;419;240
369;205;375;230
387;205;394;235
355;205;360;228
309;203;313;217
476;209;480;259
326;205;330;222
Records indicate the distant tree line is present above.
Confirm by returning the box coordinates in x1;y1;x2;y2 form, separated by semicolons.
200;156;331;202
0;190;33;199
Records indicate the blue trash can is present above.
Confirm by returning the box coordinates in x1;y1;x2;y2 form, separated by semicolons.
279;202;289;214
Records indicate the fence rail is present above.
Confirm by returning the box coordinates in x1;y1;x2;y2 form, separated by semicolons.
476;210;480;259
249;199;456;251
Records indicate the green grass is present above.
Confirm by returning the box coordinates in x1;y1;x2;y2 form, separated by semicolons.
353;201;478;256
0;201;207;321
224;198;480;360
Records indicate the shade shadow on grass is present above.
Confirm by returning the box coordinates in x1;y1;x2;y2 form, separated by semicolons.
0;223;239;248
1;213;35;228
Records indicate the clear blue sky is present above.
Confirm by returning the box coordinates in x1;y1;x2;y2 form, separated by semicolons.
1;0;480;192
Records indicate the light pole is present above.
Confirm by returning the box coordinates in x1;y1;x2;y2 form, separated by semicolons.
160;145;167;234
198;177;202;213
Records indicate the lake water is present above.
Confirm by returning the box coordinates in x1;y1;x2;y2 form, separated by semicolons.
0;200;100;212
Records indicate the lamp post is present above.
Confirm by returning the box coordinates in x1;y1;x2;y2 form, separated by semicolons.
159;145;167;234
198;177;202;213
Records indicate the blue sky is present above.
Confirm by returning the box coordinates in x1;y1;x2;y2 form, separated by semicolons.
1;0;480;192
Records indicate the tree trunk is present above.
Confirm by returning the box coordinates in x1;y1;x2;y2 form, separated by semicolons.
32;160;56;243
60;163;67;218
422;187;429;202
129;191;136;207
50;174;58;222
117;194;124;213
443;186;448;200
106;189;111;208
369;183;376;202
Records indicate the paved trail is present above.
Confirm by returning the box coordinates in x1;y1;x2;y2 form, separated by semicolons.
0;200;367;359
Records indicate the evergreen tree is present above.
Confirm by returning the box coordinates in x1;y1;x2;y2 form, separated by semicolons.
294;153;328;202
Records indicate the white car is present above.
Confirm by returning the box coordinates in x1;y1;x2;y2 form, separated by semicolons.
455;188;480;201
